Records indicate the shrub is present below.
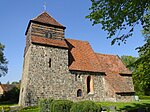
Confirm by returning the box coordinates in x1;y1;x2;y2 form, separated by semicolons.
19;106;39;112
0;87;20;103
50;100;73;112
70;100;101;112
39;98;53;112
0;106;10;112
139;96;150;100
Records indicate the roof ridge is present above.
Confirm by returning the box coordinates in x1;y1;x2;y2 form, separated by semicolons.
66;38;89;43
31;11;47;20
32;11;64;27
95;52;117;57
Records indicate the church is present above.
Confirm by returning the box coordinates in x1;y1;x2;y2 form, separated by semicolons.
19;12;135;107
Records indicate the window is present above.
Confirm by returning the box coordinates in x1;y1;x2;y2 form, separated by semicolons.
87;76;94;94
49;58;51;67
75;74;77;81
78;75;80;78
77;89;82;97
45;32;53;38
87;76;91;93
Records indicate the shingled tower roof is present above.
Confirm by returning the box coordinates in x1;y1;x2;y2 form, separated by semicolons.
25;11;65;35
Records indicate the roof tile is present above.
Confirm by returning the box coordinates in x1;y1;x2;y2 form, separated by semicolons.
96;53;134;93
32;11;65;28
31;36;68;49
66;39;105;73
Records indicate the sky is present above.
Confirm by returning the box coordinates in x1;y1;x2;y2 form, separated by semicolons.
0;0;145;83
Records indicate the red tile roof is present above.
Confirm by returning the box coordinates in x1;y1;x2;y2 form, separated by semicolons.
31;36;68;49
32;12;65;28
66;39;105;73
104;72;134;93
0;84;18;92
96;53;134;93
25;12;65;35
96;53;131;74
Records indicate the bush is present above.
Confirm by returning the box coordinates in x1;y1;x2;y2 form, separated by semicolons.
139;96;150;100
0;106;10;112
0;87;20;103
19;106;39;112
39;98;53;112
51;100;73;112
70;100;101;112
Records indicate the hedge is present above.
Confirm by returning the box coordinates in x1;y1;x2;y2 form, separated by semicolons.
0;106;10;112
139;96;150;100
39;98;53;112
70;100;101;112
19;106;39;112
51;100;73;112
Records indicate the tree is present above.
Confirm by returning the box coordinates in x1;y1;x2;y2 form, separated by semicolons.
121;55;150;95
121;55;137;71
0;43;8;77
11;81;20;84
86;0;150;45
0;87;20;103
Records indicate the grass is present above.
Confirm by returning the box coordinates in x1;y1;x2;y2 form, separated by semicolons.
97;99;150;111
0;100;150;111
19;108;39;112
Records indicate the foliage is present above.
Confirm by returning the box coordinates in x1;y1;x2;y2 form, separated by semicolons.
51;100;73;112
87;0;150;45
0;106;10;112
133;16;150;95
139;96;150;100
39;98;53;112
121;54;150;96
0;43;8;77
19;106;39;112
11;81;20;84
70;100;101;112
121;55;138;71
0;87;20;103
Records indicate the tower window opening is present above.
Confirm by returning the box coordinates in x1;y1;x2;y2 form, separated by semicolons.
45;32;53;38
49;58;51;67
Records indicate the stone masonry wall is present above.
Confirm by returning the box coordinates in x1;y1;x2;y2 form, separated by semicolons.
19;46;31;106
22;44;68;106
116;93;135;102
20;43;105;106
67;71;105;102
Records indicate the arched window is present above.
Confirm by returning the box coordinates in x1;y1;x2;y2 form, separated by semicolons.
77;89;82;97
87;76;91;93
87;76;94;94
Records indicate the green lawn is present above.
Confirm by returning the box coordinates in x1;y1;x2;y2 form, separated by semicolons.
0;100;149;112
97;100;150;111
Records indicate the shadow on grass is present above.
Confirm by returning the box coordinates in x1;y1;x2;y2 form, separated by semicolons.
120;103;150;112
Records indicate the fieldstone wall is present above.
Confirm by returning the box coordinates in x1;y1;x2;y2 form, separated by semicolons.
66;71;105;102
19;46;31;106
116;93;135;102
19;43;106;106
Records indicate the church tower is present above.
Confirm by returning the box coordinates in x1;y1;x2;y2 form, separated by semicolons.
19;11;135;107
19;12;69;106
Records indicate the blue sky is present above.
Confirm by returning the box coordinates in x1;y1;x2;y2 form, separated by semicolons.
0;0;145;83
